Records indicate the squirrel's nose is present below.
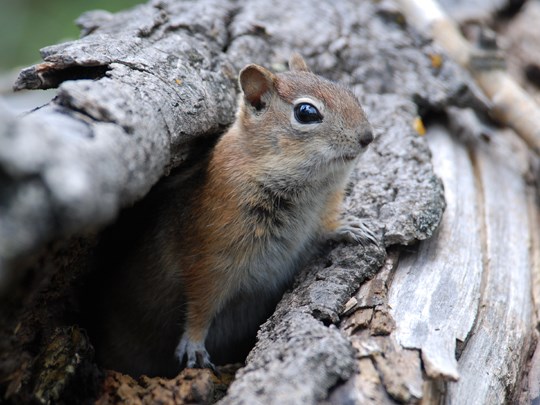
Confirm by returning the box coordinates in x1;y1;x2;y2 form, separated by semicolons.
359;129;374;148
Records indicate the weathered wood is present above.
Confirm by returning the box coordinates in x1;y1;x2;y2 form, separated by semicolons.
446;128;534;403
528;186;540;404
388;124;483;381
390;119;536;402
335;107;538;404
333;250;426;404
503;17;540;396
528;330;540;404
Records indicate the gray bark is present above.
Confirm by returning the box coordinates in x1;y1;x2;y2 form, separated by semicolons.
3;0;533;403
2;0;472;292
1;0;240;289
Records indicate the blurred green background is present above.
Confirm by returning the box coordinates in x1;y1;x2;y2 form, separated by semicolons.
0;0;146;71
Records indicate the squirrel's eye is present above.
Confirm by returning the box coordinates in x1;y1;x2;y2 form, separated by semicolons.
294;103;323;124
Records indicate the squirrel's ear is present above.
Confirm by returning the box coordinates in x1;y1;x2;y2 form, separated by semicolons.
239;64;276;111
289;53;311;72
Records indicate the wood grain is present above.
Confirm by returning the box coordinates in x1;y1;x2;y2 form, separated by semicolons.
388;125;483;381
446;128;534;403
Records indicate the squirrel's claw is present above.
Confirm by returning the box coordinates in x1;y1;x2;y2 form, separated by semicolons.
175;334;217;374
331;216;379;246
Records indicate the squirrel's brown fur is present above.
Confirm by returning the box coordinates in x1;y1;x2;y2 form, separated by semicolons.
84;54;375;377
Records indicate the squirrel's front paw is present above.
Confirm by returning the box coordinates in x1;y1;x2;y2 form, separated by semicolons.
175;334;216;372
330;216;378;246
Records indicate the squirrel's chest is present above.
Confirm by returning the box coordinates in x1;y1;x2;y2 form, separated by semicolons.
229;199;325;291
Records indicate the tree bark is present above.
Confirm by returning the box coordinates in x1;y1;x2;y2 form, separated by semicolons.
1;0;535;404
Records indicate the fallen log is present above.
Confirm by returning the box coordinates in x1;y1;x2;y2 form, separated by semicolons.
1;0;535;403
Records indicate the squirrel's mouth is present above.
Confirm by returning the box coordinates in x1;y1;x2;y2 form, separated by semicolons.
328;155;357;167
338;154;358;162
328;152;359;166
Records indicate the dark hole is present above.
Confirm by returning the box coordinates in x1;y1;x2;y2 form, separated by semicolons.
496;0;526;19
38;65;111;90
525;64;540;89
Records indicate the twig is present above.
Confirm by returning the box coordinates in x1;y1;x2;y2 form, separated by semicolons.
397;0;540;153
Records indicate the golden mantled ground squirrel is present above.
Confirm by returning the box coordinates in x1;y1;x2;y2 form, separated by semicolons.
84;54;375;377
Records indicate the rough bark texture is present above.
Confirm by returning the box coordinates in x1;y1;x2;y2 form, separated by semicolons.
3;0;481;288
1;0;536;403
1;0;239;289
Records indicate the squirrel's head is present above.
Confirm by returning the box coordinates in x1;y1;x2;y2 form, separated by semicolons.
236;53;373;181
